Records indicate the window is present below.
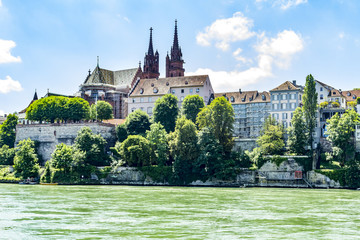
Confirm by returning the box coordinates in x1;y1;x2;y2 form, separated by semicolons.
181;89;184;93
290;94;296;100
320;94;323;100
132;98;136;103
196;88;200;93
299;94;302;100
281;103;287;109
189;88;193;93
185;81;188;85
147;107;152;114
131;108;135;112
172;89;175;94
148;97;152;102
283;121;287;128
320;87;323;91
291;112;294;119
166;82;169;86
230;96;235;102
291;103;296;109
140;98;144;103
262;95;266;100
282;94;287;100
273;95;278;100
272;113;279;120
273;104;278;110
347;92;351;96
153;88;158;93
282;113;288;119
151;83;154;87
140;88;144;94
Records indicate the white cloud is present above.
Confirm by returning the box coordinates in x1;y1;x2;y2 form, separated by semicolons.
339;32;345;39
190;30;303;92
256;0;307;10
0;0;2;7
0;39;22;64
256;30;303;68
116;14;131;23
0;76;23;93
196;12;255;51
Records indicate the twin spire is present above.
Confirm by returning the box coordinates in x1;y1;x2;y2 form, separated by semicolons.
143;20;184;79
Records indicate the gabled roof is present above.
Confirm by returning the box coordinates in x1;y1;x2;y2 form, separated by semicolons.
130;75;209;97
270;81;302;92
315;80;335;91
214;91;270;104
84;66;140;88
342;89;360;102
329;89;345;98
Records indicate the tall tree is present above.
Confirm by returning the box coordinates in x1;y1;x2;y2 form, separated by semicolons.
13;139;40;179
153;94;179;133
146;123;168;166
94;101;113;121
0;145;15;165
65;97;90;122
302;74;318;151
182;95;205;123
287;107;307;155
197;96;234;154
0;113;18;148
257;116;285;155
50;143;74;174
120;135;151;167
124;109;151;136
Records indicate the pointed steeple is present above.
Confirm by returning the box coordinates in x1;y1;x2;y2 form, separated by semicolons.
33;89;38;101
172;20;179;51
166;20;184;78
148;27;154;56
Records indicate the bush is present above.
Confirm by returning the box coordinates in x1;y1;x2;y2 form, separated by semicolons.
319;101;329;108
116;124;128;142
139;166;173;183
0;145;15;165
13;139;40;179
120;135;151;167
331;101;340;108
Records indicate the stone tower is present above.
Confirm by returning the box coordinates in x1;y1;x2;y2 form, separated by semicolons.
142;27;160;79
166;20;185;78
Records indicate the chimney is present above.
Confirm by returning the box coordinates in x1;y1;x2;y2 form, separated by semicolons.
239;89;242;94
292;80;297;86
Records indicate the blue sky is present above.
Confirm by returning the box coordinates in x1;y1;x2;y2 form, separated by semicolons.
0;0;359;115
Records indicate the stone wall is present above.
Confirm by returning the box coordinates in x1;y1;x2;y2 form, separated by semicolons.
234;138;257;152
15;122;116;163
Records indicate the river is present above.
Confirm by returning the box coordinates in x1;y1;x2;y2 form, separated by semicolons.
0;184;359;239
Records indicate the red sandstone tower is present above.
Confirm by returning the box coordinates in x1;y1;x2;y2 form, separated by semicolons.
166;20;185;78
142;27;160;79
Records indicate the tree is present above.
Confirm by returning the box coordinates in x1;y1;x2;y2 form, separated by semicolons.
326;109;360;166
173;117;198;184
74;127;108;166
0;145;15;165
182;95;205;123
116;124;128;143
347;101;357;109
302;74;318;152
194;127;222;181
120;135;151;167
125;109;151;136
197;96;234;154
0;113;18;148
94;101;113;121
50;143;74;174
146;123;168;166
66;97;90;122
257;116;285;155
287;107;307;155
13;139;40;179
153;94;179;133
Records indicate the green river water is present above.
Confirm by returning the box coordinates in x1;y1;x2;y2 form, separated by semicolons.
0;184;359;239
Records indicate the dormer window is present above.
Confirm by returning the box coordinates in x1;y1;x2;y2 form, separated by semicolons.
333;91;336;95
262;95;265;100
230;96;235;102
241;97;245;102
166;82;169;86
151;83;154;87
249;97;253;101
347;92;351;96
140;88;144;94
185;81;188;85
153;88;158;94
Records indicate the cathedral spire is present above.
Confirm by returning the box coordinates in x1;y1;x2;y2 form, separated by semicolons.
166;20;184;78
172;20;179;51
33;89;38;101
148;27;154;56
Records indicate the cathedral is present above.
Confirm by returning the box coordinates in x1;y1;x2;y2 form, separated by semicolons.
76;20;194;119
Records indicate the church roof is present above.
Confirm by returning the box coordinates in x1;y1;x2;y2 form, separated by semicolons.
214;91;270;104
130;75;209;97
84;66;140;88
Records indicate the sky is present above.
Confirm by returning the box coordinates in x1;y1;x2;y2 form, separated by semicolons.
0;0;360;115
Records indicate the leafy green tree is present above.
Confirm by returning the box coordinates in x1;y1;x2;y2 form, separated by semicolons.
302;74;318;151
194;127;222;181
40;161;52;183
287;107;307;155
146;123;168;166
257;116;285;155
326;109;360;166
66;97;90;122
0;145;15;165
125;109;151;136
153;94;179;133
357;97;360;104
94;101;113;121
13;139;40;179
50;143;74;174
116;123;128;142
173;117;198;184
182;95;205;123
197;96;234;154
74;127;108;166
0;114;18;148
120;135;151;167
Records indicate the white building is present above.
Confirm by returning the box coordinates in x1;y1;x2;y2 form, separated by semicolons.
128;75;214;116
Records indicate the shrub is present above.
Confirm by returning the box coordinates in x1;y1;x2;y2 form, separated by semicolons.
0;145;15;165
331;101;340;108
319;101;329;108
116;124;128;142
120;135;151;167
